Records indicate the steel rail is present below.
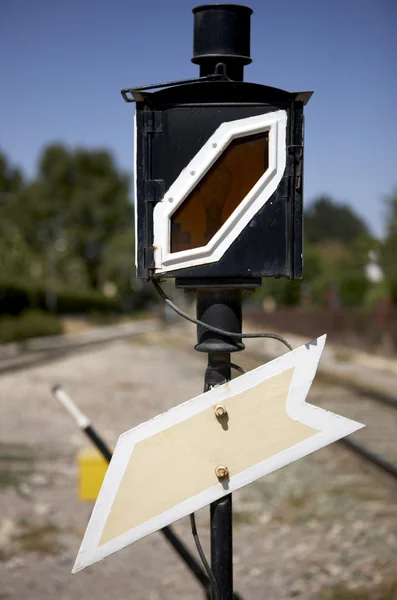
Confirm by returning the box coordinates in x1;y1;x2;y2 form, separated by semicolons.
0;321;161;376
340;438;397;479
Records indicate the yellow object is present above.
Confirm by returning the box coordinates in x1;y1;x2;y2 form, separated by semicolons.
77;447;109;501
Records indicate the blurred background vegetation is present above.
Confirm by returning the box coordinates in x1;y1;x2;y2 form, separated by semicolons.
0;144;396;344
0;145;154;342
256;194;395;309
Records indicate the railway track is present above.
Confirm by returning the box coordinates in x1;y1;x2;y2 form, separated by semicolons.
341;438;397;478
0;319;161;375
313;382;397;479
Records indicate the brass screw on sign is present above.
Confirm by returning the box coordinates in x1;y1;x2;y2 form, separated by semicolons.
214;404;227;418
215;465;229;480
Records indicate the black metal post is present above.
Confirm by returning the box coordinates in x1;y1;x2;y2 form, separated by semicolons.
195;288;244;600
180;7;256;597
206;352;233;600
210;495;233;598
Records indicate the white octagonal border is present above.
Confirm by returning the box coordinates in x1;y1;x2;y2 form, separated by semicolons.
152;110;287;272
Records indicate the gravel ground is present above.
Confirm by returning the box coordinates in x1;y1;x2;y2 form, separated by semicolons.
1;326;396;600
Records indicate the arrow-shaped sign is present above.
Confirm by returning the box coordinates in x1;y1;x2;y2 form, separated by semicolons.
73;335;364;572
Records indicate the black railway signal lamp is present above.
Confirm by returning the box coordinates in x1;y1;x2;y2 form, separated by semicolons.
122;4;312;284
120;7;313;598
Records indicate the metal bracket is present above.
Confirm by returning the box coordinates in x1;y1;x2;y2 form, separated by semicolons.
287;145;303;191
121;73;230;103
287;144;303;160
143;111;163;133
144;179;165;204
144;247;155;269
144;179;164;269
292;147;304;192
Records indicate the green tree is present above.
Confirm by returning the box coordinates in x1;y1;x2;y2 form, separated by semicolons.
15;144;132;289
100;229;134;304
99;229;155;311
0;152;24;193
305;196;370;245
303;198;379;307
0;153;37;279
66;148;132;288
305;239;374;307
380;189;397;302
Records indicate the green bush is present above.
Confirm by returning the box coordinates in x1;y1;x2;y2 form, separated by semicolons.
0;309;62;344
389;279;397;305
0;279;118;316
362;281;389;309
254;278;301;307
53;287;118;314
338;274;370;307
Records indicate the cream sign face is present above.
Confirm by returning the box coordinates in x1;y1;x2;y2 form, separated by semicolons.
73;335;364;572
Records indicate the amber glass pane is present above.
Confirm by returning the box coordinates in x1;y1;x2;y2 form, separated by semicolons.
170;132;269;253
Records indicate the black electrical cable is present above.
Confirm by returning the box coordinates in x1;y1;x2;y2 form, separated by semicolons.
190;513;220;600
152;280;293;351
207;362;247;376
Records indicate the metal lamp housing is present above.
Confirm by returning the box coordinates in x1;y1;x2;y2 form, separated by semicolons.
132;80;311;281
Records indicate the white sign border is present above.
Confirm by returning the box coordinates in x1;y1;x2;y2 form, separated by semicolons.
73;335;364;573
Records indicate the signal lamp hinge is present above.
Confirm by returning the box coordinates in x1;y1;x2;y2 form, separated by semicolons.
143;111;163;133
144;179;165;204
287;145;303;192
287;144;303;162
144;247;155;269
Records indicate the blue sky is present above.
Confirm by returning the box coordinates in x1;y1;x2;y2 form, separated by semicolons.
1;0;396;237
